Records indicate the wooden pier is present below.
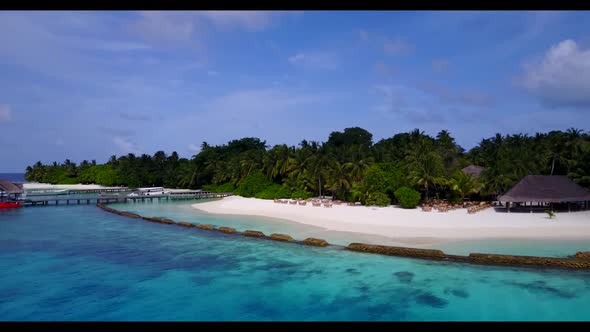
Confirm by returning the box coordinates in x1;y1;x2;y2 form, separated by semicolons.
23;192;232;207
66;188;130;194
24;187;130;195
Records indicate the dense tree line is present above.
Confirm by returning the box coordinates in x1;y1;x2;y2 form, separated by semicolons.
25;127;590;207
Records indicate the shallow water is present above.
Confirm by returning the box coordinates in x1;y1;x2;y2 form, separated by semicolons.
118;199;590;257
1;202;590;321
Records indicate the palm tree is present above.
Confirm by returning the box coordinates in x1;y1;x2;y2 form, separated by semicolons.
305;148;331;197
436;129;464;175
206;157;228;184
544;131;568;175
344;145;374;183
262;147;280;179
449;171;479;202
263;145;292;180
350;181;371;204
286;148;309;180
325;161;352;199
568;140;590;188
404;139;446;201
178;162;200;188
564;128;586;172
481;167;513;197
239;158;258;180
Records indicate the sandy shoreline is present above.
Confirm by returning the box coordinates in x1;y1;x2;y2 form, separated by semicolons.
191;196;590;242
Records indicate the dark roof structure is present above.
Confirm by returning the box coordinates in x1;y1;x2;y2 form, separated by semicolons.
0;179;24;194
462;165;485;178
498;175;590;203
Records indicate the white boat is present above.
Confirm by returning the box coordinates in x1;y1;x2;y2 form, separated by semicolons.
24;189;70;197
127;187;170;197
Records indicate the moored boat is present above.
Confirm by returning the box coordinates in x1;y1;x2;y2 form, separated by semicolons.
0;201;21;209
1;179;24;207
24;189;69;196
127;187;170;197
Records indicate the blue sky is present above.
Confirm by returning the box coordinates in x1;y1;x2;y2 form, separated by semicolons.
1;11;590;172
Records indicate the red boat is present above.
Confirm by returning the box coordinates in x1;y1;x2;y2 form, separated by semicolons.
1;179;24;208
0;201;21;209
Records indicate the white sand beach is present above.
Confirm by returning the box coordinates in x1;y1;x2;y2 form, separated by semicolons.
192;196;590;242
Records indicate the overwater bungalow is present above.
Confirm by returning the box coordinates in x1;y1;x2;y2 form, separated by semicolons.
498;175;590;212
0;179;24;208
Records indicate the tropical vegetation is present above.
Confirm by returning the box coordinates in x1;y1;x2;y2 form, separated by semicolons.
394;187;422;209
25;127;590;206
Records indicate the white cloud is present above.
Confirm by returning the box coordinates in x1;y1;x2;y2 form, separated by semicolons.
0;13;106;82
131;11;197;44
288;51;338;69
288;53;305;64
207;70;219;77
383;38;413;55
188;143;200;153
0;105;11;122
431;59;450;73
197;11;277;30
113;136;141;155
131;11;290;44
521;39;590;108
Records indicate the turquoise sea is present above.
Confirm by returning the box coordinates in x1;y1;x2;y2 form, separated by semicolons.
119;200;590;257
1;200;590;321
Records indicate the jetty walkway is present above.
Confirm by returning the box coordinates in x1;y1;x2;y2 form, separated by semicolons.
23;191;233;206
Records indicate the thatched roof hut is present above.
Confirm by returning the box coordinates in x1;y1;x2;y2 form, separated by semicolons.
0;179;24;195
498;175;590;203
461;165;485;178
